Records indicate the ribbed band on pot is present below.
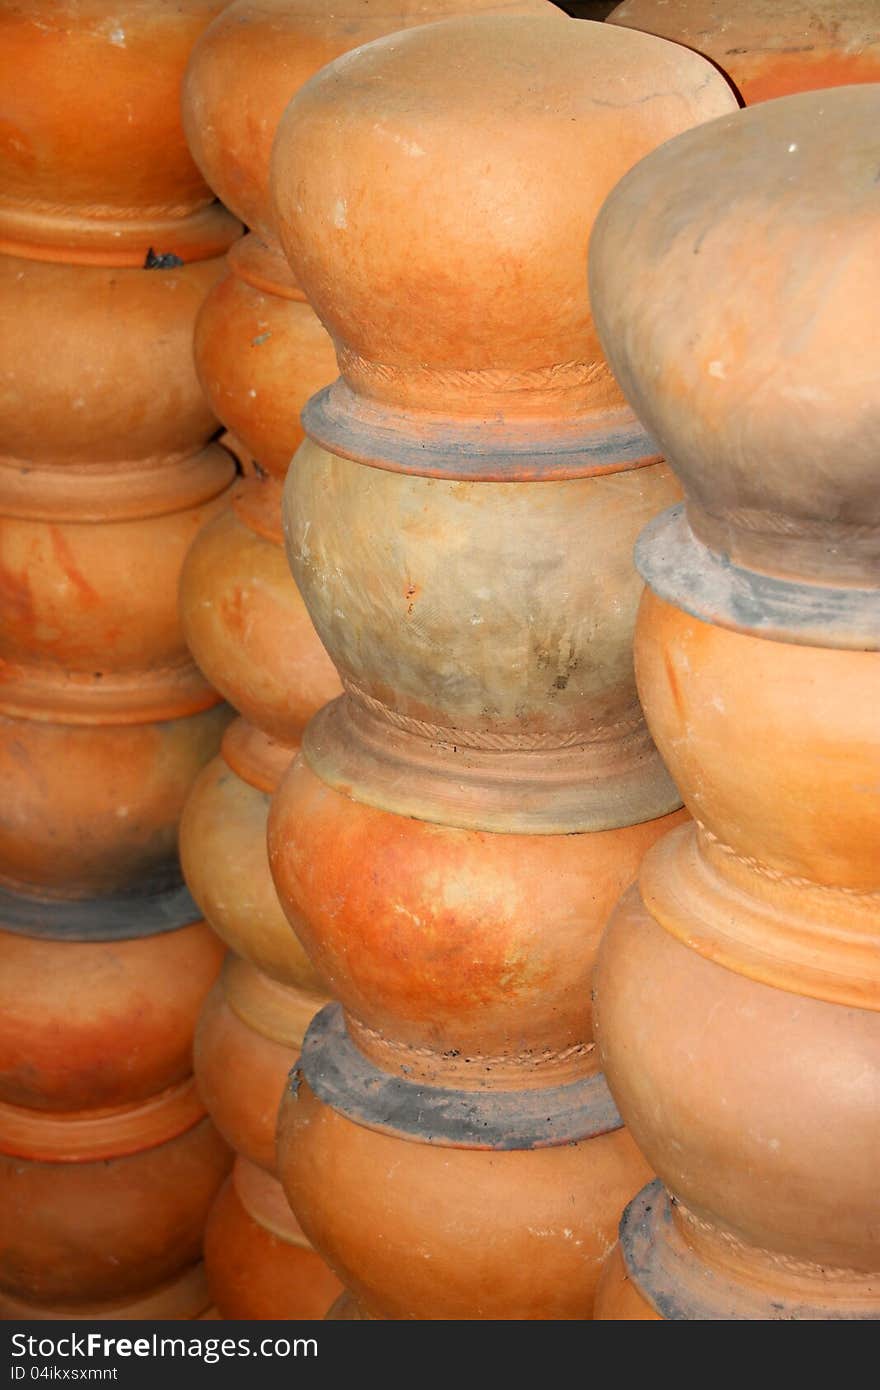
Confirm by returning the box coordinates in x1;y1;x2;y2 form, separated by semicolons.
636;505;880;652
0;878;202;942
0;661;223;724
292;1003;623;1150
0;202;240;269
613;1181;880;1322
638;824;880;1013
302;381;661;483
302;690;680;834
0;1078;206;1163
220;718;297;795
221;954;324;1049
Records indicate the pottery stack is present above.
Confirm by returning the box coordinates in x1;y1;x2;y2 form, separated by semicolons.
0;1;237;1319
178;0;560;1320
607;0;880;102
588;85;880;1320
263;14;737;1320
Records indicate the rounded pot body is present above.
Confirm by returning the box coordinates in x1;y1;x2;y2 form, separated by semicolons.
0;255;228;474
180;751;324;989
277;1076;651;1320
0;1114;231;1304
204;1168;342;1320
0;1261;211;1321
269;755;684;1085
0;921;224;1111
193;250;336;475
179;490;341;743
0;702;230;897
594;887;880;1277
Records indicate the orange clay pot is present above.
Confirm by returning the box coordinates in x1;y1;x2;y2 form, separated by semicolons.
0;701;230;898
271;14;735;454
269;756;684;1086
205;1160;342;1320
0;920;224;1112
195;955;323;1171
179;477;341;744
0;1262;212;1322
588;86;880;1319
180;724;324;988
607;1;880;104
277;1074;651;1320
0;1086;231;1305
0;0;237;263
594;891;880;1315
0;254;231;470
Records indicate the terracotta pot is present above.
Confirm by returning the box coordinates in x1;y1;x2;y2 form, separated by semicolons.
0;0;237;263
588;85;880;1318
589;84;880;621
0;464;232;679
183;0;554;250
0;1263;212;1321
0;701;231;898
193;236;337;475
277;1070;651;1320
205;1160;342;1319
0;1086;232;1304
195;955;323;1170
607;1;880;104
0;920;224;1112
270;755;684;1085
271;13;735;469
0;254;233;469
285;441;681;831
594;890;880;1313
180;731;325;989
179;479;341;743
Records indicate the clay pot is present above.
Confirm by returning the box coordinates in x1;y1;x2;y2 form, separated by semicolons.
0;254;233;469
277;1072;651;1320
204;1160;342;1319
0;1086;232;1304
632;592;879;1008
588;85;880;1318
271;14;735;466
589;84;880;615
607;1;880;104
0;0;237;262
0;920;224;1112
195;955;323;1169
0;1263;212;1321
180;728;324;988
285;440;681;831
183;0;554;250
179;477;341;743
0;701;231;898
193;237;337;475
270;755;684;1085
594;889;880;1308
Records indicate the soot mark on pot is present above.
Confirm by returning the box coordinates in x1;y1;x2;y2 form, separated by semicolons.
144;247;184;269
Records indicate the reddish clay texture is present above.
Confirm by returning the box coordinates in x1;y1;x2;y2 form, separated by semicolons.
179;491;341;743
0;1113;231;1303
0;0;238;261
0;921;224;1111
277;1077;652;1320
0;1262;211;1321
0;702;231;897
608;1;880;104
205;1172;342;1320
269;756;684;1086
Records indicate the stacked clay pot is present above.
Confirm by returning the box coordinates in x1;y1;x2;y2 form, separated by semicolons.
265;14;738;1320
607;0;880;103
0;1;237;1318
589;85;880;1320
178;0;559;1319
